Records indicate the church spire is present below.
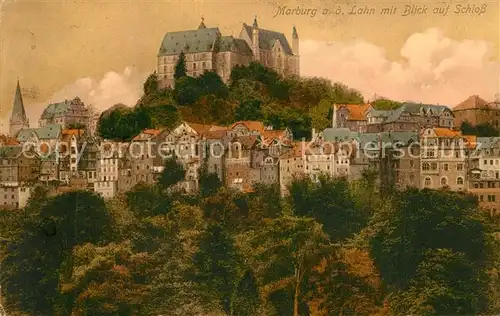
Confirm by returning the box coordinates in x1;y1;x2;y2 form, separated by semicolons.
198;15;206;29
12;80;27;121
9;79;29;136
252;15;258;28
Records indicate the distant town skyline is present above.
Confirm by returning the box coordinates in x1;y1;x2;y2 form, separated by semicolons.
1;0;499;128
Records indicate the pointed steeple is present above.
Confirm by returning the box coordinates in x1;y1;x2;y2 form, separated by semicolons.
252;15;258;28
12;80;27;121
292;25;298;39
9;79;29;136
198;15;206;29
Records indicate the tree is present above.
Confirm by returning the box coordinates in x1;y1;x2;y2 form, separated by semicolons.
288;175;369;241
157;157;186;189
198;71;229;99
370;188;490;314
61;241;150;316
143;72;159;96
461;121;500;137
174;51;187;80
174;76;200;105
239;216;331;316
199;166;222;198
309;98;332;131
235;99;264;121
371;98;402;110
191;223;241;315
231;270;262;316
2;191;113;315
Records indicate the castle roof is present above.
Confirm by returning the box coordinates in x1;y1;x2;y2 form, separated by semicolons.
158;27;221;56
10;80;28;124
41;97;85;120
453;95;489;111
219;36;253;55
242;23;293;55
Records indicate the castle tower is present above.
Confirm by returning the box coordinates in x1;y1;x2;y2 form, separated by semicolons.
9;80;29;137
292;25;300;76
252;16;260;61
292;25;299;55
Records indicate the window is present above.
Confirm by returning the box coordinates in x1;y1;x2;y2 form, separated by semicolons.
441;177;447;186
422;163;430;171
431;162;437;170
488;195;496;202
424;177;432;187
457;177;464;185
443;163;449;171
457;163;463;171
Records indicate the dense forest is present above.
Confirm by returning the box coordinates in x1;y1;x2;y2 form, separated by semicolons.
1;160;499;315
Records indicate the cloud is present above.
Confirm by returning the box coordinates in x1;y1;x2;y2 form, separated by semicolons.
12;67;147;130
300;28;500;106
4;28;498;134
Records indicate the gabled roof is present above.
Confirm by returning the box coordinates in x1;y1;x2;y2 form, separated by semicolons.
204;129;227;140
233;135;259;149
230;121;265;134
220;36;253;56
41;97;85;120
453;95;490;111
366;108;392;118
403;103;451;115
335;104;371;121
158;27;221;56
242;23;293;55
385;106;411;123
132;129;161;141
17;124;62;142
280;141;303;159
182;122;213;136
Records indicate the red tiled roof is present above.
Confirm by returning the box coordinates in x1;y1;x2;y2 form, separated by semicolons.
204;130;227;139
132;129;161;141
230;121;265;134
336;104;371;121
62;129;85;136
185;122;212;135
453;95;489;111
433;128;462;137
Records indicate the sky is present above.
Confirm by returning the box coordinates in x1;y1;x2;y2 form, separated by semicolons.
0;0;499;130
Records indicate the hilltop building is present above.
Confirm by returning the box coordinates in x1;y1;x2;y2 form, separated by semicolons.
453;95;500;128
39;97;92;130
157;16;299;88
9;80;30;137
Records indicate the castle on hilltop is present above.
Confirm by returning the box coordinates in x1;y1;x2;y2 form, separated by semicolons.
156;16;300;88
